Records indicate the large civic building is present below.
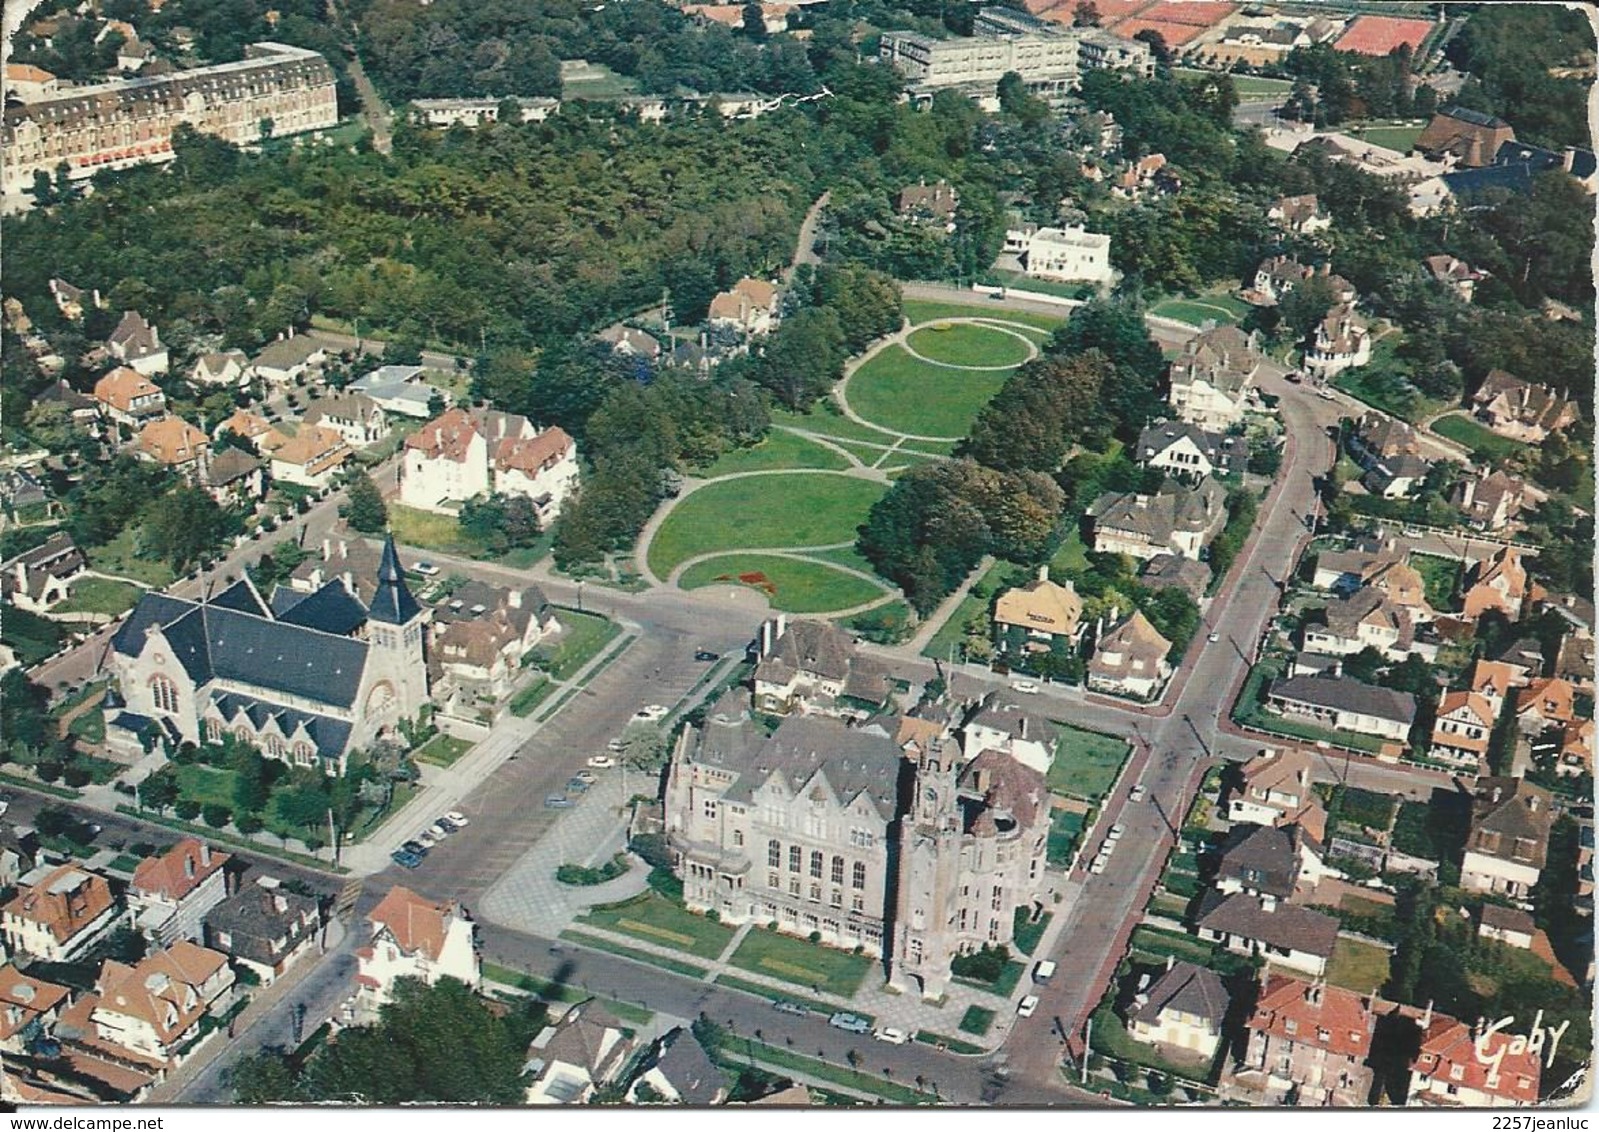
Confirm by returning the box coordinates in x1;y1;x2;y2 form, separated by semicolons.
2;42;338;200
663;620;1055;998
879;10;1152;105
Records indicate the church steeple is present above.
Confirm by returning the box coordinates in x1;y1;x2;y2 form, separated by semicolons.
368;533;422;625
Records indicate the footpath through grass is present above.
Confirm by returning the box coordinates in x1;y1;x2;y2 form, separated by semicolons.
905;322;1033;367
695;430;850;476
848;345;1013;438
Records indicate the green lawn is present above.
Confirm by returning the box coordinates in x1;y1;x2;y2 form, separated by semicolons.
904;323;1033;368
718;1038;933;1104
1012;909;1052;956
1049;525;1090;574
958;1005;996;1036
532;609;621;680
560;930;711;978
1047;808;1085;867
1174;67;1292;98
1148;298;1245;327
1431;412;1527;465
1348;122;1424;154
1047;724;1131;802
0;602;63;664
508;676;554;718
388;503;493;558
1409;553;1463;613
174;764;240;808
919;560;1001;662
954;960;1025;998
578;891;737;960
769;407;900;447
807;544;882;576
86;526;176;587
727;927;874;997
1086;1003;1217;1083
902;300;1065;334
678;554;888;613
988;270;1094;301
1331;338;1445;425
414;734;473;767
53;577;144;617
915;1031;984;1055
695;431;850;477
1325;937;1393;992
646;474;887;578
848;345;1012;438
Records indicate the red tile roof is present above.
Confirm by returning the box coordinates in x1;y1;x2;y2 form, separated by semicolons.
496;427;573;474
369;885;456;960
1249;975;1375;1059
1413;1015;1541;1104
130;838;229;902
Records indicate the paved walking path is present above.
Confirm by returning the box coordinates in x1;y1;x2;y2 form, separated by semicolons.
903;554;995;656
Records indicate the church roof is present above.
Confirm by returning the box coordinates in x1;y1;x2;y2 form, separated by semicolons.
368;534;422;625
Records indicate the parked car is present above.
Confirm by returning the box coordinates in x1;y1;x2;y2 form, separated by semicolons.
873;1026;909;1045
545;795;574;809
401;840;429;857
607;738;626;752
565;777;590;794
1208;632;1221;643
587;755;617;769
772;1000;809;1017
444;811;470;829
1010;680;1040;694
1034;960;1057;983
634;704;668;722
1128;785;1146;803
1317;387;1336;401
575;770;598;784
413;561;440;576
427;821;452;840
1089;857;1107;875
1100;839;1115;856
1017;995;1040;1018
694;649;720;662
1108;823;1125;840
416;831;439;849
828;1012;871;1034
391;849;423;869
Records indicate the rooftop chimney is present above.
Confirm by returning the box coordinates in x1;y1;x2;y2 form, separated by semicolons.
1037;565;1049;582
200;843;212;867
1166;954;1175;972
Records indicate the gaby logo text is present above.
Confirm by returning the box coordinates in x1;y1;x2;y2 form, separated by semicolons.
1474;1010;1570;1075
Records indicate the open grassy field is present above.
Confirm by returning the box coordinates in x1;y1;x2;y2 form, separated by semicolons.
678;554;888;613
578;891;736;960
727;928;874;997
414;734;473;767
1047;724;1131;802
1430;412;1527;465
1348;121;1425;153
54;577;144;618
1326;937;1393;992
770;406;902;446
647;474;886;578
695;430;850;477
848;346;1012;438
388;503;492;558
86;526;176;587
174;765;239;809
905;322;1033;368
902;300;1065;334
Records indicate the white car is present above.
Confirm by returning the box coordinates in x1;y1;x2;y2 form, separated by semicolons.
1100;839;1115;856
1128;785;1146;802
427;821;452;840
1207;632;1221;643
444;811;469;829
635;704;668;722
1089;857;1107;875
1017;995;1040;1018
1317;387;1336;401
607;738;626;752
416;830;439;849
1010;680;1041;694
1108;823;1126;840
587;755;617;769
872;1026;909;1045
413;561;441;576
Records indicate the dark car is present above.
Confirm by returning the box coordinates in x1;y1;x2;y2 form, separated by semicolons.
545;795;575;809
772;1000;809;1017
694;649;720;662
401;840;429;857
391;849;423;869
565;777;590;794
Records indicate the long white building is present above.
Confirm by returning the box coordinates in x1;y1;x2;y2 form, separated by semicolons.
2;42;338;200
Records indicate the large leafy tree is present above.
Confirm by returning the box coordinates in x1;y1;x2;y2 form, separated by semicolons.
341;474;389;534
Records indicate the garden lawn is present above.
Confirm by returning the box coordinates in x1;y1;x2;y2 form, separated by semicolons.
903;300;1064;334
849;346;1012;438
1049;526;1090;574
560;930;710;978
770;407;902;447
85;526;176;587
727;927;873;997
647;474;887;578
532;610;621;680
958;1006;996;1036
508;676;553;718
1430;412;1527;465
1148;298;1245;327
1047;725;1130;802
174;765;239;809
1349;122;1424;153
905;323;1033;368
0;603;63;664
1011;910;1052;956
53;578;143;617
1325;937;1393;992
388;503;492;558
1047;808;1085;867
696;431;849;477
414;734;473;767
578;891;736;960
678;554;888;613
954;960;1025;998
1409;553;1463;613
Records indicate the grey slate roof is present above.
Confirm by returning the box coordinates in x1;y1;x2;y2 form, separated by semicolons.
1087;478;1227;546
1128;959;1229;1028
206;578;269;617
1140;554;1210;601
207;691;354;757
204;885;321;970
651;1029;725;1105
1197;891;1338;958
368;535;421;625
1267;675;1417;727
699;714;905;821
1216;823;1300;899
1135;421;1248;474
275;580;368;637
